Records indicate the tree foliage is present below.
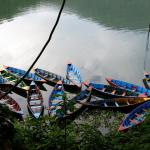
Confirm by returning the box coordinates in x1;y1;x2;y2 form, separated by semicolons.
1;105;150;150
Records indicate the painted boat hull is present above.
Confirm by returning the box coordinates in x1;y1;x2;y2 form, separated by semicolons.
118;100;150;131
35;68;81;93
0;69;29;97
4;65;47;91
106;78;149;96
63;87;92;121
66;63;82;88
0;90;23;120
83;82;140;99
82;97;150;113
49;80;91;120
27;82;44;119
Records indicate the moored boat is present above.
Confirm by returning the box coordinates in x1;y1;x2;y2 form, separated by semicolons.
0;69;29;97
0;90;23;119
81;96;150;113
27;81;44;118
48;80;91;119
118;100;150;131
48;80;65;117
106;78;150;96
83;81;144;98
66;63;82;88
65;86;92;120
4;65;47;91
0;75;13;92
34;68;81;93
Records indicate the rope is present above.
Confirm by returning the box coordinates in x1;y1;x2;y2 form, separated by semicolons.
0;0;66;100
144;24;150;71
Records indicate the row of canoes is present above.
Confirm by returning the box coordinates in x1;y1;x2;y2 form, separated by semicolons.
1;65;150;99
1;64;150;131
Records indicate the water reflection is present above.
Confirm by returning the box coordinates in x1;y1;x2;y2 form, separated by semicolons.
0;3;147;83
0;0;150;30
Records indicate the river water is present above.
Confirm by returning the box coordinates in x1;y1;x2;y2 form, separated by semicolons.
0;0;150;114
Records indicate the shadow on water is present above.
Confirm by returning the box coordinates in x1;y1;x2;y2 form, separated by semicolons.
0;0;150;30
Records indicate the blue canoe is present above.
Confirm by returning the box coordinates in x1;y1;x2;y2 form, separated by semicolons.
48;80;65;117
0;75;13;93
48;80;91;119
0;69;29;97
106;78;150;96
83;81;145;98
66;63;82;88
4;65;47;91
118;100;150;131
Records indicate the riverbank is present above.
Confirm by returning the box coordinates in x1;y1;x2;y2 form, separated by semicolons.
1;104;150;150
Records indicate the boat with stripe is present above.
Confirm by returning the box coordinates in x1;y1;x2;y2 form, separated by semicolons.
0;69;29;97
4;65;47;91
0;75;13;92
118;100;150;131
48;80;65;117
0;90;23;119
66;63;82;88
34;68;81;93
82;96;150;113
27;81;44;119
106;78;150;96
48;80;91;119
83;81;144;98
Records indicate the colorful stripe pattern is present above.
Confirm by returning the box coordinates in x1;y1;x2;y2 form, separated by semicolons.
35;68;71;85
0;69;28;90
86;82;140;97
48;81;65;118
5;66;43;81
106;78;150;96
66;63;82;87
0;90;23;115
118;101;150;131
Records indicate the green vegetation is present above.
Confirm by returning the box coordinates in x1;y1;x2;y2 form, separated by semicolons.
1;104;150;150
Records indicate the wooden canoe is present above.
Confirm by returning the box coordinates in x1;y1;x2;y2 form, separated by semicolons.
4;65;47;91
106;78;150;96
48;80;91;119
34;68;81;93
66;63;82;88
0;90;23;119
83;81;144;98
48;80;65;117
81;96;150;113
27;81;44;118
118;100;150;131
0;69;29;97
0;75;13;92
64;86;92;120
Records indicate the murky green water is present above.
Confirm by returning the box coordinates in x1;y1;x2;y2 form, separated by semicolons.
0;0;150;114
